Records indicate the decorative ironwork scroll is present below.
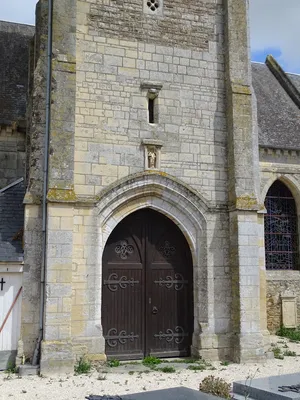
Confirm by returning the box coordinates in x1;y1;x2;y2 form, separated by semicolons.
104;273;139;292
115;240;134;259
105;328;139;347
154;326;188;344
264;181;299;270
154;273;187;291
278;384;300;393
159;241;176;258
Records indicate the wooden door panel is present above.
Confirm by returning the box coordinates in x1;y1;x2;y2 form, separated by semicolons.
102;209;193;360
146;214;193;357
102;266;144;359
147;267;191;357
102;212;145;360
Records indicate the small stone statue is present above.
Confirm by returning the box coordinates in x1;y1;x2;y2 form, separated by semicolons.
148;148;157;168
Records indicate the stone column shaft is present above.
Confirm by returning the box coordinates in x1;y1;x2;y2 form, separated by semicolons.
40;0;76;375
225;0;264;362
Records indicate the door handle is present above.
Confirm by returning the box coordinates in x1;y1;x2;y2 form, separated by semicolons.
152;306;158;314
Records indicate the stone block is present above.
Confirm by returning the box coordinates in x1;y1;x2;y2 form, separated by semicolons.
281;293;297;328
40;340;74;375
18;365;39;376
87;387;222;400
233;373;300;400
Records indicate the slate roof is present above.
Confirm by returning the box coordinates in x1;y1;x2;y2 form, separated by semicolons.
0;21;34;126
0;178;24;262
288;73;300;93
252;62;300;149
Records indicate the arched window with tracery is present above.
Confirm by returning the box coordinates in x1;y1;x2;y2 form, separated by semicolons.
264;181;299;270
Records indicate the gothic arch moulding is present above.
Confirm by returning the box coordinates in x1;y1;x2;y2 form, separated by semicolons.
93;171;210;341
261;174;300;209
96;171;208;255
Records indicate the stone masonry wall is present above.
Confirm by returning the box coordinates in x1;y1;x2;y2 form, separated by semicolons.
0;126;25;189
266;272;300;333
19;0;48;364
75;0;227;206
88;0;218;51
18;204;43;362
70;175;232;361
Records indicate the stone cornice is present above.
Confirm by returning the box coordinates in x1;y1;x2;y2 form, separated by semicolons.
259;147;300;158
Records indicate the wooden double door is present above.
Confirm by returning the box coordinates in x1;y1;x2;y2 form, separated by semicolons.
102;209;193;360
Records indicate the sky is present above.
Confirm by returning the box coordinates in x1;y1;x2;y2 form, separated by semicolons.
0;0;299;74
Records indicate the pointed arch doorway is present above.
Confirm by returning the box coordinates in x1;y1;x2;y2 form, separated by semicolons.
102;209;193;360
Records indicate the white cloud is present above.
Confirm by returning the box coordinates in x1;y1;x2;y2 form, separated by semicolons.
249;0;300;72
0;0;38;25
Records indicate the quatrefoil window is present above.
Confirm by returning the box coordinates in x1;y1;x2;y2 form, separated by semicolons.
147;0;160;11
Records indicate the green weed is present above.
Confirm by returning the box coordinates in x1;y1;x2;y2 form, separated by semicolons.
187;365;207;371
5;362;17;374
142;356;162;368
171;358;198;364
107;359;120;368
220;361;230;366
74;356;92;375
283;350;296;357
128;371;135;375
157;366;176;373
277;326;300;342
272;347;284;360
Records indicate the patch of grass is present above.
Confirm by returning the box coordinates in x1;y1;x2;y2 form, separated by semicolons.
202;360;212;367
5;362;17;374
128;371;135;375
138;370;151;375
142;356;162;368
220;361;230;366
277;326;300;342
187;365;207;371
157;366;176;373
74;356;92;375
171;358;198;364
272;347;284;360
283;350;296;357
107;359;120;368
123;361;140;365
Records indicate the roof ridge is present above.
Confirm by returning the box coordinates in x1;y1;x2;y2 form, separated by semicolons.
266;55;300;109
0;178;24;194
287;71;300;77
0;20;34;28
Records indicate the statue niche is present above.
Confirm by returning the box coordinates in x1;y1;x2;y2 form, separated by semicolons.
147;147;157;169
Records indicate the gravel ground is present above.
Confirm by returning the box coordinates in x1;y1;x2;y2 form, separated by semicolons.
1;336;300;400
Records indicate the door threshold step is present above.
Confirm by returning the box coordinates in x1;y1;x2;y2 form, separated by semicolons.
18;364;39;376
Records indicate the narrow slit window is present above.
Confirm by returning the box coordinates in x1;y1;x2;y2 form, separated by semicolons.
148;98;155;123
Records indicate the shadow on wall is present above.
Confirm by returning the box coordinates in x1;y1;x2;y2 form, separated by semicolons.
0;179;25;262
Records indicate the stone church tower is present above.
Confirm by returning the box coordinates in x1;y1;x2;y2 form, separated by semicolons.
20;0;270;374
